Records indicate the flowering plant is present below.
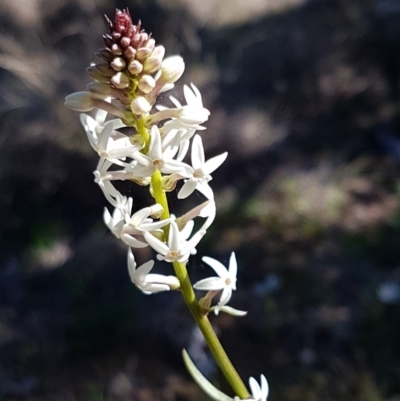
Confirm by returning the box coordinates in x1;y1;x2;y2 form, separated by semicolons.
65;9;268;400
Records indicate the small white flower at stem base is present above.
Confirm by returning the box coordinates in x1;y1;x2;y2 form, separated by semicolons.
127;249;180;294
193;252;238;315
248;375;269;401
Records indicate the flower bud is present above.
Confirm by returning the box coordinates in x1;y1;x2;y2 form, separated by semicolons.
120;36;131;48
111;57;126;71
87;82;112;99
143;45;165;73
92;63;115;77
138;74;156;93
130;96;151;115
128;60;143;75
111;43;122;56
96;48;113;62
160;56;185;84
136;47;152;61
111;72;130;89
124;46;136;60
86;66;111;82
129;134;145;147
64;92;94;112
149;203;164;219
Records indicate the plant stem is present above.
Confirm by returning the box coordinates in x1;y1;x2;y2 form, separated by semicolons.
136;119;250;399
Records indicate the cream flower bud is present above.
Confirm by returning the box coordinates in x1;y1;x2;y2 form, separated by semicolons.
124;46;137;60
137;38;155;61
120;36;131;48
111;43;123;56
111;72;130;89
138;75;156;93
128;60;143;75
160;56;185;84
130;96;151;115
64;92;94;112
149;203;164;219
111;57;126;71
143;45;165;73
136;47;152;61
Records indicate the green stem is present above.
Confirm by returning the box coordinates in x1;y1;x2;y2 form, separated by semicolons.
136;120;250;399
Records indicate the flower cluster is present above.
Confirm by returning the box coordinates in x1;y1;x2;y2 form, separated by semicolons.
65;9;269;400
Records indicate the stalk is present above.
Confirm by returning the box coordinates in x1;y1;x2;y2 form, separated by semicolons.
136;118;250;399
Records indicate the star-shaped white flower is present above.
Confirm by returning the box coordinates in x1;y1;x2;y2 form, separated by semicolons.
147;84;210;130
193;252;237;315
131;125;190;177
81;108;140;161
121;206;172;249
144;220;205;263
127;249;180;295
94;158;123;207
249;375;269;401
178;134;227;200
103;194;132;237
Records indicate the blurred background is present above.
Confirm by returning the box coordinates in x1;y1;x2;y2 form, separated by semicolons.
1;0;400;399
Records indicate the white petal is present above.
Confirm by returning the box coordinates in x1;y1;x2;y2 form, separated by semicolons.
260;375;269;400
168;221;180;252
132;151;151;167
202;152;228;175
229;252;237;279
121;233;149;248
130;207;151;228
98;121;114;151
184;84;198;106
140;218;171;231
191;135;205;170
180;220;194;241
193;277;225;291
144;231;170;255
196;181;214;200
141;282;171;294
135;260;155;281
169;95;182;108
177;137;190;161
249;378;261;401
127;248;137;281
202;256;229;279
95;108;108;125
178;179;197;199
149;125;162;160
218;287;233;307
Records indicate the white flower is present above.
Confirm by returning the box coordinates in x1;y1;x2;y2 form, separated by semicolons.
103;194;132;237
144;220;205;263
131;125;190;177
121;206;171;249
94;158;123;207
81;110;140;161
249;375;269;401
193;252;237;315
147;84;210;130
176;200;216;232
178;134;227;200
127;249;180;295
160;125;197;162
